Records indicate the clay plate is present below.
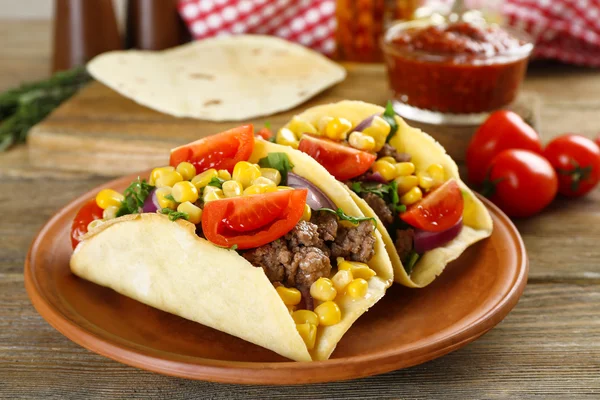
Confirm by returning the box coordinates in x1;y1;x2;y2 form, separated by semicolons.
25;173;528;385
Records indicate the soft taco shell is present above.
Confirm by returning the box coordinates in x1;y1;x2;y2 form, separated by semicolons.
87;35;346;122
283;100;493;288
70;139;393;361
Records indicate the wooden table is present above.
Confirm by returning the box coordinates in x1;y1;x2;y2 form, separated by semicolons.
1;20;599;398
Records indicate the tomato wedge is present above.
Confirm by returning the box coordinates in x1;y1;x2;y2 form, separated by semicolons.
202;189;308;250
70;199;104;249
400;179;464;232
298;135;377;181
170;125;255;174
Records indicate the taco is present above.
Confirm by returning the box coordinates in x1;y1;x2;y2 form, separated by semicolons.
69;125;393;361
278;101;493;288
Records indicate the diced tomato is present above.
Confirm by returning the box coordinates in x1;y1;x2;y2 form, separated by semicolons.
202;189;308;250
298;135;377;181
400;179;464;232
256;127;273;141
169;125;255;174
70;199;104;249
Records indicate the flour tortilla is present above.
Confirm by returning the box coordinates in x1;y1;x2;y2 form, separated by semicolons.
70;139;393;361
283;100;493;288
86;35;346;121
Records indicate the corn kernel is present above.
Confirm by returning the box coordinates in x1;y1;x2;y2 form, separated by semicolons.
177;201;202;224
87;219;104;231
222;180;243;198
395;175;419;195
427;164;445;185
171;181;199;203
287;305;296;314
301;204;312;222
362;116;391;151
276;286;302;306
292;310;319;326
276;128;300;149
95;189;124;210
102;205;119;220
346;278;369;298
155;187;177;209
202;185;220;195
296;323;317;350
395;162;415;177
310;278;337;302
417;171;435;190
233;161;261;188
252;176;276;187
259;168;282;186
400;186;423;206
371;160;397;181
331;269;353;292
217;169;232;180
243;184;269;195
191;169;218;190
155;171;183;188
379;156;397;164
203;188;224;203
317;116;334;133
325;117;352;141
149;166;174;186
348;131;376;151
314;301;342;326
337;258;376;280
288;117;317;137
176;162;196;181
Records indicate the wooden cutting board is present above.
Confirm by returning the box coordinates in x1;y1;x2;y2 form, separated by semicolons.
27;63;539;176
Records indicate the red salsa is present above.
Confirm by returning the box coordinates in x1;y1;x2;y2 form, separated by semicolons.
382;21;532;114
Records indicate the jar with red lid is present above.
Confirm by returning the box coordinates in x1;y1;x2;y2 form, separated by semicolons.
381;17;534;125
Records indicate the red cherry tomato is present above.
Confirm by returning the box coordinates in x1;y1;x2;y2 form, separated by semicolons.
70;199;104;249
543;134;600;197
255;127;273;141
170;125;254;174
486;149;558;218
298;135;377;181
202;189;308;250
466;111;542;185
400;179;464;232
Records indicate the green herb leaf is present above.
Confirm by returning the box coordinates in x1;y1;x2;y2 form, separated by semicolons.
208;176;225;189
160;208;189;221
165;194;176;202
216;243;239;251
264;121;272;130
258;152;294;185
404;250;420;275
316;207;377;229
116;177;154;217
382;101;399;143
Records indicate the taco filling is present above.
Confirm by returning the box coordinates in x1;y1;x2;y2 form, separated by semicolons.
71;125;384;354
276;104;465;275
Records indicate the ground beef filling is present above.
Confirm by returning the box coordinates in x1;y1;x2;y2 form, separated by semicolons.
377;143;412;163
361;192;394;226
243;211;376;306
395;228;415;262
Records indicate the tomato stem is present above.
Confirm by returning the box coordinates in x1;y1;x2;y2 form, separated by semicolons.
557;159;592;193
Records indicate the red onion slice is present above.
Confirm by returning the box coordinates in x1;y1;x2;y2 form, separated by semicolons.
352;114;377;132
142;189;159;213
287;173;336;210
413;218;463;254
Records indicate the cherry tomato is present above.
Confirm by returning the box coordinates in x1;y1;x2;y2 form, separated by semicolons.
256;127;273;141
298;135;377;181
543;134;600;197
486;149;558;218
70;199;104;249
466;111;542;185
400;179;464;232
202;189;308;250
170;125;254;174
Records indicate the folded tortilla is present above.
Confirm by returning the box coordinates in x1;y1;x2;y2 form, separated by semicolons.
70;139;393;361
283;101;493;288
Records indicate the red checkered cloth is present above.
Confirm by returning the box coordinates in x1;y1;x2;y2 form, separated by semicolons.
177;0;600;67
177;0;337;56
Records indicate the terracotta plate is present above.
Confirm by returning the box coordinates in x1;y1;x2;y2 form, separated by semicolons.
25;173;528;385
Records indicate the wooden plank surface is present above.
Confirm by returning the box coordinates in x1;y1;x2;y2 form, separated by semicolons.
1;19;600;399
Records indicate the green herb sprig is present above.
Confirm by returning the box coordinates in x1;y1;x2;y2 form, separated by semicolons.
207;176;226;189
258;152;294;185
382;101;399;143
317;207;377;228
404;250;420;275
160;208;189;221
351;180;405;213
116;177;154;217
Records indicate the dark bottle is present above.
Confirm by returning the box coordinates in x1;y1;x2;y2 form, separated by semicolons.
125;0;190;50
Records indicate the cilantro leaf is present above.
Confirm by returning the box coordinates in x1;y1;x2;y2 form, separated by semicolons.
258;152;294;185
165;194;176;202
403;250;420;275
316;207;377;229
160;208;189;221
208;176;225;189
382;101;399;143
264;121;271;130
116;177;154;217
